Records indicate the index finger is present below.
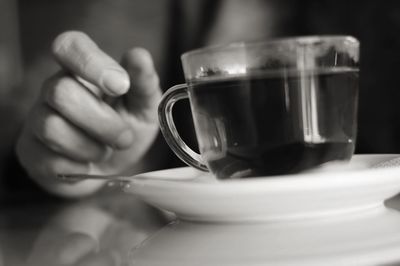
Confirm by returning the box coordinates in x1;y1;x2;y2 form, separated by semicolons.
51;31;130;96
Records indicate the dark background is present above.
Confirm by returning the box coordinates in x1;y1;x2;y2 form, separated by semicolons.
1;0;400;199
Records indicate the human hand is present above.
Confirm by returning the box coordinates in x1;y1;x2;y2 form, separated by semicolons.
16;31;162;197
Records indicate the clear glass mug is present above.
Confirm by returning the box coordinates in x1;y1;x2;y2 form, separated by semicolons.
158;36;360;179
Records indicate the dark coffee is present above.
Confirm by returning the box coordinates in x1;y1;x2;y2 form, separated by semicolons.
188;68;358;179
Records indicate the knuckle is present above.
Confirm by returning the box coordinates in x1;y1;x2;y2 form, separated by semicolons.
127;47;153;65
131;47;151;57
51;31;89;58
122;47;142;62
39;113;63;146
45;76;76;111
147;72;160;87
122;47;154;73
78;50;97;73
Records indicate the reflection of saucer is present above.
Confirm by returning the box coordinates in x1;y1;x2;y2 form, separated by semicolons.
124;154;400;222
130;208;400;266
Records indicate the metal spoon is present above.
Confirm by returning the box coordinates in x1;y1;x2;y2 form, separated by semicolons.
58;171;203;183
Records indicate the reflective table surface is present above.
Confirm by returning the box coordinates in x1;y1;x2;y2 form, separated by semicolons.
2;187;400;266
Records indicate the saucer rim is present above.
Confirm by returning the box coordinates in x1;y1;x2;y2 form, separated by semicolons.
127;154;400;192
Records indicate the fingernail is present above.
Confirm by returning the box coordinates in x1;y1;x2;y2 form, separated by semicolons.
102;69;130;96
115;130;134;149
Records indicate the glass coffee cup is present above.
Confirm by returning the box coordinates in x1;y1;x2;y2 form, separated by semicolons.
158;36;359;179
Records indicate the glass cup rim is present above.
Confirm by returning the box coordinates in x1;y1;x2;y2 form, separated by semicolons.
181;35;359;61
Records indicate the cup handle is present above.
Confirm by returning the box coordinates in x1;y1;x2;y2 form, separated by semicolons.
158;84;209;172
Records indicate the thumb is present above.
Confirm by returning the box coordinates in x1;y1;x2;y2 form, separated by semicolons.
121;48;162;123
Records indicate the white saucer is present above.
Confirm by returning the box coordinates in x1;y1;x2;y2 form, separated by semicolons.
123;154;400;222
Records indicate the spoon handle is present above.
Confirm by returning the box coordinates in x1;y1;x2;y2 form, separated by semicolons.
59;173;130;181
58;172;202;182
